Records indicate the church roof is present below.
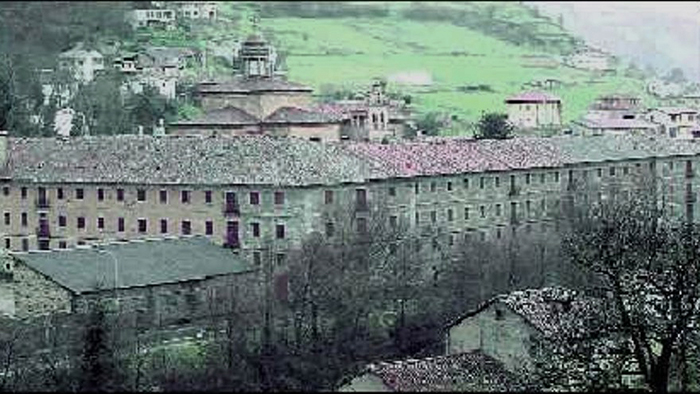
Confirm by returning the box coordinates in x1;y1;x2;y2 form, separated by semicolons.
264;106;338;124
196;77;313;94
172;106;260;126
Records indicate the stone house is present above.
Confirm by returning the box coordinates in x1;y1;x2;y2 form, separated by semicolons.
574;116;659;137
114;46;197;100
2;130;700;272
647;107;699;139
126;8;177;30
170;33;342;141
0;236;260;322
505;92;562;129
338;351;529;392
57;44;105;83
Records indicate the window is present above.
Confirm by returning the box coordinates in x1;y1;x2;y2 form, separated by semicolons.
98;217;104;230
137;189;146;202
495;177;500;188
181;190;190;203
56;188;63;199
96;188;104;201
356;189;367;210
118;218;125;232
324;190;334;204
480;177;485;189
274;191;285;205
464;207;470;220
3;212;9;226
597;168;603;178
2;187;8;196
253;251;262;266
414;183;420;194
160;190;168;203
276;224;285;239
430;182;436;192
554;172;560;183
160;219;168;234
609;167;616;176
22;239;28;251
117;188;124;201
447;182;453;191
463;178;469;188
430;210;437;223
623;166;629;176
540;173;545;184
389;187;396;196
251;222;260;237
480;206;485;218
205;190;212;203
4;238;9;249
356;218;367;234
138;219;147;233
77;217;86;229
325;222;334;237
389;215;398;228
76;188;84;200
447;209;454;222
415;212;420;225
21;187;27;199
59;215;67;227
205;220;213;235
496;204;502;216
182;220;191;235
21;213;27;227
525;173;531;185
250;191;260;205
276;253;286;267
526;200;532;216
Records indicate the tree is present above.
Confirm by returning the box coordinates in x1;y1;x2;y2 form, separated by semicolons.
78;301;123;392
562;184;700;392
475;112;513;139
415;111;444;136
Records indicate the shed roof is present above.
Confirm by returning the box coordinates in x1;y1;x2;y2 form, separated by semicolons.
13;237;255;294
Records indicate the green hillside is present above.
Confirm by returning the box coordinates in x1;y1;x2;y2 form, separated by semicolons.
131;2;660;134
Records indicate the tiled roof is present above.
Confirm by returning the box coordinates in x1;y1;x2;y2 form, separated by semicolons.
505;91;561;103
263;106;338;125
196;77;313;94
311;103;368;122
12;237;255;294
5;135;700;186
575;117;658;130
171;106;260;126
654;107;698;115
365;352;529;392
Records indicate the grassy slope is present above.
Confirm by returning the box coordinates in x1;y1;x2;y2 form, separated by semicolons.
162;2;659;135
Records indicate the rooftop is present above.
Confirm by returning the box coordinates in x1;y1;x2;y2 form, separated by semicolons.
505;91;561;103
361;352;529;392
654;107;698;115
576;117;658;130
196;77;313;94
11;237;255;294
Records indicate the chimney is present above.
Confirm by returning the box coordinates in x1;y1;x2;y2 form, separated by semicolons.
0;130;7;168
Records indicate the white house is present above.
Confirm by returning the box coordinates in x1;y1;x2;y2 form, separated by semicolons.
565;46;614;72
126;8;176;30
505;92;562;129
172;1;218;20
647;107;699;139
574;115;659;137
57;44;105;83
53;108;75;137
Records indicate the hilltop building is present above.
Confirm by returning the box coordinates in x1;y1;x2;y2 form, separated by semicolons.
574;94;658;136
505;92;562;129
170;33;341;141
172;1;218;20
647;107;699;139
564;46;615;72
57;43;105;84
126;8;177;30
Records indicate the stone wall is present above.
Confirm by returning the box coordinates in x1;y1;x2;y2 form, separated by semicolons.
507;102;561;129
10;261;73;319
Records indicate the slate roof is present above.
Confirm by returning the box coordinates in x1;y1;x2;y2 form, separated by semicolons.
196;77;313;94
12;237;254;294
654;107;698;115
5;135;700;186
575;116;658;130
364;352;529;392
505;91;561;103
172;106;260;126
264;106;338;124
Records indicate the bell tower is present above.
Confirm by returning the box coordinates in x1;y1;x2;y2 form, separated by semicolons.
238;14;276;79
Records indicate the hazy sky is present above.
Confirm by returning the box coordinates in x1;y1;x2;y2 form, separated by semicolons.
529;1;700;81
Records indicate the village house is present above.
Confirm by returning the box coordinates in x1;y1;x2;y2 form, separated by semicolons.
573;116;659;136
647;79;684;99
564;46;615;72
337;351;529;392
0;236;261;322
172;1;218;20
444;287;644;390
126;8;177;30
505;92;562;129
647;107;699;139
170;33;342;141
587;94;643;120
57;43;105;84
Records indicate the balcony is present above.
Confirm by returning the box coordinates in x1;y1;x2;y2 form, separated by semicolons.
35;198;50;210
223;202;240;216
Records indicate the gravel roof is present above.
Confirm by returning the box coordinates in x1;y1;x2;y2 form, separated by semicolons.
13;237;254;294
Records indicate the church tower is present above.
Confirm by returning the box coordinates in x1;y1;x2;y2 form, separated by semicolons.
238;33;277;79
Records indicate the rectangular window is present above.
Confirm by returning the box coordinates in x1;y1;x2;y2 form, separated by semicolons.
324;190;334;204
609;167;616;176
496;204;502;216
251;222;260;237
76;188;84;200
181;190;190;203
3;212;9;226
97;188;105;201
276;253;286;267
98;217;104;229
356;189;367;210
389;215;398;228
463;178;469;188
415;183;420;194
205;190;212;203
464;207;469;220
2;187;9;196
326;222;334;237
274;191;285;205
21;187;27;199
253;251;262;266
357;218;367;234
480;177;485;189
138;219;147;233
389;187;396;196
480;205;486;218
117;188;124;201
118;218;125;232
623;166;629;176
597;168;603;178
447;182;452;191
430;210;437;223
540;173;545;184
495;177;500;188
21;213;27;227
182;220;191;235
447;209;454;221
554;172;560;183
415;212;420;225
276;224;285;239
22;239;28;251
250;191;260;205
59;215;67;227
56;187;63;200
160;219;168;234
77;217;86;229
137;189;146;202
430;182;436;192
4;238;9;249
205;220;213;235
525;173;531;185
526;200;532;216
160;190;168;203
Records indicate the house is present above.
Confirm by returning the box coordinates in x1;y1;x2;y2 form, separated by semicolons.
574;116;659;137
647;107;699;139
584;94;645;123
115;47;197;100
338;351;530;392
170;33;342;141
172;1;218;20
647;79;684;99
126;8;176;30
57;43;105;83
565;47;614;72
0;236;260;322
504;92;562;129
445;287;644;390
